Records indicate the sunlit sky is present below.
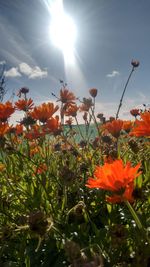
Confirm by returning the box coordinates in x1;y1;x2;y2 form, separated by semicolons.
0;0;150;122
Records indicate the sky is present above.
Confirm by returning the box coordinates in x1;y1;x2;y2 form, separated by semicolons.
0;0;150;123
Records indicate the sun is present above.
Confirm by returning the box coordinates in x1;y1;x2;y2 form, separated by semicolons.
50;0;77;64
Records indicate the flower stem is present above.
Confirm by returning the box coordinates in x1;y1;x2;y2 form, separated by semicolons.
125;200;143;230
116;67;135;119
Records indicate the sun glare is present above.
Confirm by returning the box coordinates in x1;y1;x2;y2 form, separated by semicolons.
50;0;77;64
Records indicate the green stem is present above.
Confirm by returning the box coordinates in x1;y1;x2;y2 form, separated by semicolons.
75;116;85;140
116;67;135;119
125;200;143;230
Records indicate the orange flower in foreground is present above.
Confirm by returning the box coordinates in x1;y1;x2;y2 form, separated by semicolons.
86;159;141;203
0;101;15;122
0;123;9;136
130;111;150;137
103;119;123;138
122;120;134;133
15;98;34;111
31;102;59;123
58;88;76;103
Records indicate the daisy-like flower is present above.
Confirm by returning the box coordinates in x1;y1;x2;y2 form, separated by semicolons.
0;101;15;122
103;119;123;138
31;102;59;123
122;120;134;133
14;124;24;135
0;122;9;137
8;124;23;135
15;98;34;111
130;111;150;137
63;103;78;117
86;159;141;203
58;88;76;104
25;124;45;140
44;116;61;134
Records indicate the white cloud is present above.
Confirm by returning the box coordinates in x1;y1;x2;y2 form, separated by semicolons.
4;67;21;78
19;62;48;79
106;70;120;78
19;62;32;76
28;66;48;79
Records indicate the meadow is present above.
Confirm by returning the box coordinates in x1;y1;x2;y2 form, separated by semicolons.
0;61;150;267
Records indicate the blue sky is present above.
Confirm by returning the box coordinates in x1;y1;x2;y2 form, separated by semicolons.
0;0;150;122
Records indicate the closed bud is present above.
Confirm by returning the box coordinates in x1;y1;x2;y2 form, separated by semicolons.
131;60;140;68
89;88;98;98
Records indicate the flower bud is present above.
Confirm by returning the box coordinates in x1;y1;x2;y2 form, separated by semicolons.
131;60;140;68
89;88;98;98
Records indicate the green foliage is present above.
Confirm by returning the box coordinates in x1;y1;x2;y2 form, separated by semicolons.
0;86;150;266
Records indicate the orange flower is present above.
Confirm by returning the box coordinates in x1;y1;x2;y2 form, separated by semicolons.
0;101;15;122
25;125;45;140
35;163;47;175
89;88;98;98
0;163;5;171
15;98;34;111
130;109;140;118
130;111;150;137
122;120;133;133
31;102;59;123
44;116;61;133
63;103;78;117
14;124;24;135
86;159;141;203
0;123;9;136
58;88;76;103
8;124;23;135
103;119;123;138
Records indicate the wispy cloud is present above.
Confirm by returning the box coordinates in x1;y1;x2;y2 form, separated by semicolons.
106;70;120;78
0;13;35;65
4;67;21;78
19;62;48;79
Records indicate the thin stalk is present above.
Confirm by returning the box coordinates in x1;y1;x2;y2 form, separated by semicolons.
75;116;85;140
125;201;150;243
125;200;143;230
116;66;135;119
90;108;101;138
